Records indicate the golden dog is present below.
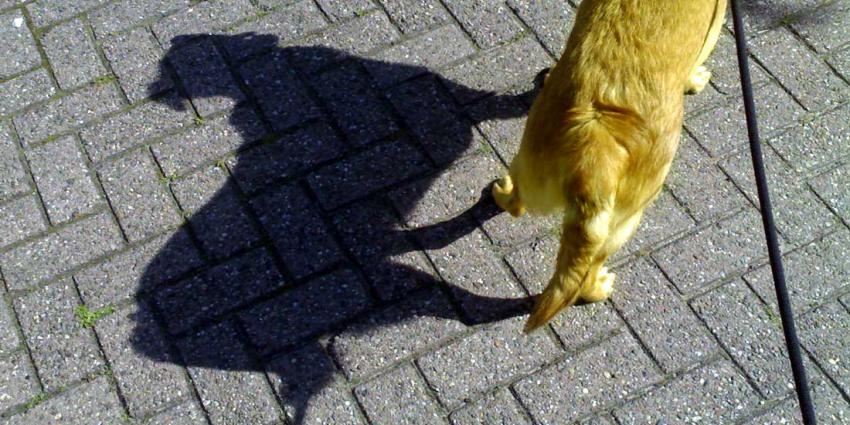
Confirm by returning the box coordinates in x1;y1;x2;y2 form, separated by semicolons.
493;0;727;332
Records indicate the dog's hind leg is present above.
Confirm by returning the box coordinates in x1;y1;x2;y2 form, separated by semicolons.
492;175;526;217
686;0;727;94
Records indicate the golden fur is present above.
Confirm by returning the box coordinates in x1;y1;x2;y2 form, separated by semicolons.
493;0;727;332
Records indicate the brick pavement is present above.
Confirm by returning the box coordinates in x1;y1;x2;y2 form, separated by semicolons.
1;0;849;423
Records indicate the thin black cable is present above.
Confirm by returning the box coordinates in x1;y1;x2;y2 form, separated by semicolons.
728;1;817;423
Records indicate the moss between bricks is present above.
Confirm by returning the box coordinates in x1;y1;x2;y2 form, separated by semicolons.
74;305;115;328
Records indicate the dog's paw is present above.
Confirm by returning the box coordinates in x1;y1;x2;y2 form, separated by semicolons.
581;267;616;303
686;66;712;94
492;176;525;217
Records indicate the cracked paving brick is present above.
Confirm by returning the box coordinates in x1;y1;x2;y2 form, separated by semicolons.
0;194;47;248
612;258;716;372
41;19;107;90
442;0;524;49
101;28;173;104
5;376;123;425
99;149;182;241
444;37;553;105
691;280;795;398
0;68;56;117
449;388;532;425
0;350;38;412
168;37;246;117
250;184;343;278
356;364;446;425
0;123;28;201
376;0;451;34
178;321;282;425
514;331;662;424
653;208;767;294
75;228;203;309
155;248;285;335
267;344;364;424
239;269;371;355
238;51;320;132
366;24;476;89
171;165;260;259
809;163;850;224
223;1;327;62
152;0;256;49
26;136;102;224
614;360;760;424
330;287;465;380
13;280;105;391
507;0;575;56
770;105;850;173
89;0;190;37
798;301;850;395
418;316;561;408
0;211;123;290
12;83;125;146
0;9;40;79
94;301;190;419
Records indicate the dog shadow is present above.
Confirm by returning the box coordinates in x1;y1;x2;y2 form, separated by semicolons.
132;32;547;424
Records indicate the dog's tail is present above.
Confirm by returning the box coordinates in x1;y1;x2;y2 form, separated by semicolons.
523;101;647;333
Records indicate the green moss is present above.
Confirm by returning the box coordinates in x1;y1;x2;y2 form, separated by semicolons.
74;305;115;328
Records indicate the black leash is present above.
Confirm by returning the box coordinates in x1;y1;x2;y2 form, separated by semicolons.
728;1;817;423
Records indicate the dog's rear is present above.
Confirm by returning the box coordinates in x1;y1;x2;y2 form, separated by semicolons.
493;0;727;332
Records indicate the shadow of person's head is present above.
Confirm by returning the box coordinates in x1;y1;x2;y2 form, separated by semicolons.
133;32;544;424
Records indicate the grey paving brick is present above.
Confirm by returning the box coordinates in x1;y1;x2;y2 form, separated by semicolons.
366;24;476;88
790;0;850;53
0;123;28;201
41;19;106;90
0;350;38;412
239;269;371;354
614;360;760;424
686;82;804;157
746;229;850;315
418;316;560;407
613;189;695;260
249;184;343;278
444;37;552;105
178;321;282;425
612;258;716;372
467;93;526;163
266;344;364;425
80;93;192;162
171;166;260;259
26;136;102;224
331;287;465;380
691;280;794;398
316;0;375;21
152;0;256;49
310;62;399;145
356;363;446;425
828;47;850;81
0;10;39;79
0;294;22;355
653;208;766;294
168;38;245;117
720;145;838;245
89;0;190;37
799;301;850;395
442;0;524;49
514;331;661;424
747;379;850;424
704;31;770;96
99;149;182;241
0;194;47;248
94;301;189;419
101;28;172;104
75;228;202;309
685;83;728;117
12;83;125;146
13;280;105;390
0;211;123;290
506;0;575;56
223;0;328;62
770;105;850;173
750;28;848;111
504;237;558;293
667;134;746;222
308;138;430;209
25;0;109;28
287;11;401;74
144;399;208;425
377;0;451;34
155;248;285;334
810;163;850;224
386;75;487;165
152;106;266;176
5;376;123;425
449;388;531;425
0;68;55;117
228;121;344;195
392;153;502;227
238;51;319;132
